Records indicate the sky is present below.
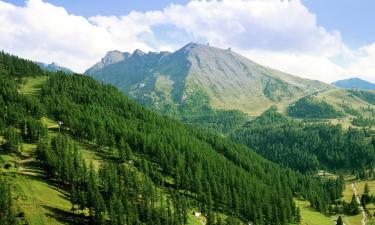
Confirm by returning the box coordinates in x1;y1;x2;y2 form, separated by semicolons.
0;0;374;83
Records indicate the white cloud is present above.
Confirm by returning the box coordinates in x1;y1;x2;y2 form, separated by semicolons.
0;0;373;83
346;43;375;82
0;0;154;72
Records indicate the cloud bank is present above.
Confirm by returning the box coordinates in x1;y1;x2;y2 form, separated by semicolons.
0;0;374;83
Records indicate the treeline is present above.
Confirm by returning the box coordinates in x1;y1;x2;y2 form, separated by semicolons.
0;51;43;78
231;108;375;172
154;87;248;134
181;109;247;134
288;96;342;119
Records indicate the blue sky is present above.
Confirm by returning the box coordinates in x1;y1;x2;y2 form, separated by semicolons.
302;0;375;48
0;0;374;82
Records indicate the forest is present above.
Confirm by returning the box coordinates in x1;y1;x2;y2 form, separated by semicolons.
0;51;348;224
287;96;342;119
231;108;375;173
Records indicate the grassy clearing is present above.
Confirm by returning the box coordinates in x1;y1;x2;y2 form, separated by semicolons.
13;142;76;225
342;214;362;225
11;173;74;225
20;76;48;96
41;117;60;129
187;210;205;225
77;140;102;170
295;199;333;225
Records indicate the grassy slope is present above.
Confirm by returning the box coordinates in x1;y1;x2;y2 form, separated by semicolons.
295;200;333;225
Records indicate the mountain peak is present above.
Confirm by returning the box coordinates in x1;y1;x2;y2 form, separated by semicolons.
133;49;146;56
102;50;126;64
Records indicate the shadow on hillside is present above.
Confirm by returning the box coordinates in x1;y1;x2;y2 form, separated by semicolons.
43;205;87;225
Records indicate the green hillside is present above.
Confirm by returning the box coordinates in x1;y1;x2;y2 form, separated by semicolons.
0;51;347;225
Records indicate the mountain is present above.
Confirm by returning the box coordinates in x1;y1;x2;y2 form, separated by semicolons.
37;62;74;73
85;50;131;75
85;43;332;118
332;77;375;90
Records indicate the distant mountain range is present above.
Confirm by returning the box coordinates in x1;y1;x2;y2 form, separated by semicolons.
37;62;73;73
85;43;331;117
332;77;375;90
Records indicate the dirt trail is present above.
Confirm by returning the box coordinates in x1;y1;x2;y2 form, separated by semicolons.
352;183;367;225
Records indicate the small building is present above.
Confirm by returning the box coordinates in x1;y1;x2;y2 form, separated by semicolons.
194;212;201;218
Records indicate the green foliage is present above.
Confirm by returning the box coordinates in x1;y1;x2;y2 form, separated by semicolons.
41;74;347;219
37;135;190;225
2;128;22;153
350;89;375;105
0;177;18;225
21;119;48;142
232;109;375;172
343;195;360;215
288;96;342;119
158;87;248;134
40;73;303;224
0;50;43;78
352;115;375;127
336;215;343;225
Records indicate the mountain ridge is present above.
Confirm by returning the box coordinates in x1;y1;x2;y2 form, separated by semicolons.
332;77;375;90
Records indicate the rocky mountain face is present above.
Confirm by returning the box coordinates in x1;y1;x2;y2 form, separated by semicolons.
332;77;375;90
85;43;332;116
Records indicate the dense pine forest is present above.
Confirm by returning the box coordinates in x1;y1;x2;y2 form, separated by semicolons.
231;108;375;173
0;51;352;224
287;96;342;119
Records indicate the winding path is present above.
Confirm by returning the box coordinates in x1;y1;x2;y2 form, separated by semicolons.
351;183;367;225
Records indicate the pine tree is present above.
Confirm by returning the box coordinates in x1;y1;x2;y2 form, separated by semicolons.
295;207;301;223
336;215;343;225
364;183;370;196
